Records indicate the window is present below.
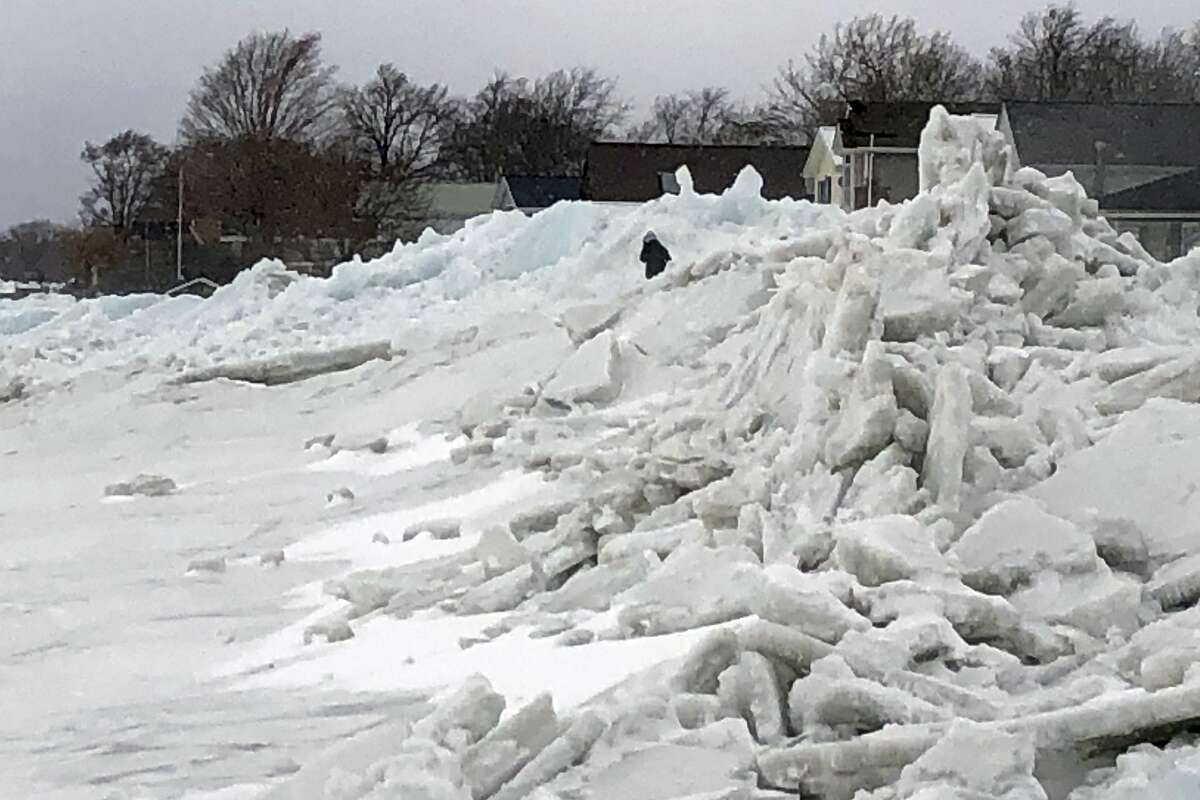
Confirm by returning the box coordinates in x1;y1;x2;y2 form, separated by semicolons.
817;177;832;204
658;171;681;195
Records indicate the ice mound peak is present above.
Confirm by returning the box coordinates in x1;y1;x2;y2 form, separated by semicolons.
674;163;696;196
919;104;1012;192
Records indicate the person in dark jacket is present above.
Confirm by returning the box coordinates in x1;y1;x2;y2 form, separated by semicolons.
640;231;671;279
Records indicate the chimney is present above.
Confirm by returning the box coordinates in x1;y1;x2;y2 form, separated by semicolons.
1093;140;1109;199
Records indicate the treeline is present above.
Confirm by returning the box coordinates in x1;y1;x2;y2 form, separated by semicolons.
4;3;1200;288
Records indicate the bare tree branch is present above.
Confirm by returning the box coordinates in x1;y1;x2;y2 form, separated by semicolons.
79;131;169;234
442;67;628;181
181;30;339;143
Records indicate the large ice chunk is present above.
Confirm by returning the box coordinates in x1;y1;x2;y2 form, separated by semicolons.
833;516;951;587
950;499;1098;595
542;330;622;404
921;365;972;510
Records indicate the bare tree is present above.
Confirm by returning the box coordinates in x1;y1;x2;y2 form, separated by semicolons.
443;68;628;181
1141;23;1200;101
340;64;452;179
635;87;735;144
988;5;1103;100
79;130;169;235
766;15;984;142
62;227;127;289
986;5;1197;102
762;62;845;142
0;221;65;281
339;64;455;239
181;30;338;143
811;15;984;102
175;136;367;246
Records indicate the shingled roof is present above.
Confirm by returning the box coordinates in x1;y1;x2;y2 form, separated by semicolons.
839;101;1000;149
1005;101;1200;167
1102;167;1200;212
502;176;582;209
582;142;811;202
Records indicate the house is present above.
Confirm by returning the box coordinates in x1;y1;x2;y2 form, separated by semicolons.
803;126;846;207
999;101;1200;260
1098;169;1200;259
417;182;499;235
494;176;582;214
805;101;1000;212
582;142;811;203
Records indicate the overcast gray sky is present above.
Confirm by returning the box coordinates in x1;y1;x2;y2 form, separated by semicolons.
1;0;1196;229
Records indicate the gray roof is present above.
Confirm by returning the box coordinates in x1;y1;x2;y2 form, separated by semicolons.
503;176;582;209
1102;167;1200;213
840;101;999;149
424;183;497;218
1006;101;1200;168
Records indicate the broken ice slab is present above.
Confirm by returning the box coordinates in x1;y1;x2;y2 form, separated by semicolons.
748;571;871;645
1146;553;1200;611
462;693;559;800
490;710;608;800
717;650;787;745
950;498;1098;595
1087;346;1191;384
401;518;462;542
104;473;177;497
542;329;623;405
412;673;505;750
598;519;709;563
616;544;761;637
1095;351;1200;414
557;302;622;345
921;365;971;511
759;682;1200;798
172;340;392;385
832;515;951;587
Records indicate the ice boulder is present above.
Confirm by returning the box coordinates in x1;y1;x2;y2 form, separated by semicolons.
918;105;1010;193
1070;741;1200;800
789;655;952;741
716;650;787;744
461;693;559;799
1010;568;1142;637
749;565;872;644
833;516;952;587
413;674;505;751
921;365;972;510
950;499;1098;595
558;302;622;345
104;473;177;498
542;330;622;405
857;720;1045;800
824;343;900;470
616;543;762;636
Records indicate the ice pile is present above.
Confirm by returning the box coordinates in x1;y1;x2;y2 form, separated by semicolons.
242;105;1200;800
0;169;836;392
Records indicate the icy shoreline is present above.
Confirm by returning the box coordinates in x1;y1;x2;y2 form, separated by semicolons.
8;106;1200;798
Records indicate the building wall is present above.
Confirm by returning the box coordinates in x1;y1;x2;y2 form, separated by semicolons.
846;151;920;209
804;145;845;209
871;153;920;205
1110;217;1200;261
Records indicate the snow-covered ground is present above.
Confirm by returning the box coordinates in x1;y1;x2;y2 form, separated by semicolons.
7;109;1200;799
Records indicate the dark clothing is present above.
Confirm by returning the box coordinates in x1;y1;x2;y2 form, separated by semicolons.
640;238;671;279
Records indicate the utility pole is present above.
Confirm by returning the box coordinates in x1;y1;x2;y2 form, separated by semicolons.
176;165;184;283
144;220;150;288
